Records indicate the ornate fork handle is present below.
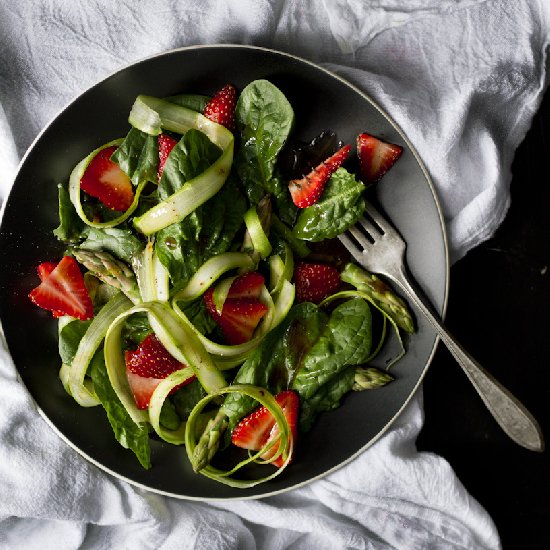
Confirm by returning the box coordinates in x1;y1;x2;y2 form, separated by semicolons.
390;265;544;452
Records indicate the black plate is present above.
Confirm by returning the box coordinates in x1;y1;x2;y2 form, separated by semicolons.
0;45;448;500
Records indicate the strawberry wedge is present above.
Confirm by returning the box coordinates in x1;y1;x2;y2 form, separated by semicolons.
294;262;341;303
204;289;268;345
203;84;237;130
224;272;265;300
125;333;194;409
288;144;351;208
157;133;178;182
356;133;403;184
29;256;93;320
80;145;134;211
231;390;299;468
36;261;64;317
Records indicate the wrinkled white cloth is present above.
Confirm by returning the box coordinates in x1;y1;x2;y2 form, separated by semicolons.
0;1;548;548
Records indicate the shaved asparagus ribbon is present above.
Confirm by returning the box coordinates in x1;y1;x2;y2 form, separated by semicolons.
172;279;295;361
67;291;133;407
173;252;254;303
243;206;272;259
104;300;226;425
129;95;235;235
185;384;293;488
69;139;147;229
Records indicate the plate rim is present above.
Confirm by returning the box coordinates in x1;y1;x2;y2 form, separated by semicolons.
0;43;450;501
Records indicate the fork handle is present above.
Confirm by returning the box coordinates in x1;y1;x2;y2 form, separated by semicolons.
391;269;544;452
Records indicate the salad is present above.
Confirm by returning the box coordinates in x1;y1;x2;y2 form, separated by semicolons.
28;79;413;488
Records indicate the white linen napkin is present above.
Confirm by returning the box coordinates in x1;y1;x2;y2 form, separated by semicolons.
0;1;548;548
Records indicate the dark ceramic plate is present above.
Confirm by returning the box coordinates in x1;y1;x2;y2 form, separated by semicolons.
0;45;448;500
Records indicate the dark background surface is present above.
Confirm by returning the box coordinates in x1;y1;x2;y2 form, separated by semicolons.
416;90;550;548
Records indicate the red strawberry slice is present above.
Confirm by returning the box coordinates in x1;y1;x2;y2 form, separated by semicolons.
36;262;64;317
294;262;341;303
124;333;194;409
204;289;268;345
288;144;351;208
37;261;57;281
203;84;237;130
226;272;265;300
158;134;178;182
356;133;403;184
80;145;134;212
231;390;299;468
29;256;94;320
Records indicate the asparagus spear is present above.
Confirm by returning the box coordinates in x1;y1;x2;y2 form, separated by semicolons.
191;409;228;472
340;263;414;333
353;366;394;391
72;249;142;304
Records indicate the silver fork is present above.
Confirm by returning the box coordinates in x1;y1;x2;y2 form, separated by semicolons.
339;201;544;452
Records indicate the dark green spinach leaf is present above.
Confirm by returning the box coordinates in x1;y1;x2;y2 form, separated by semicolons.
235;79;296;224
53;183;83;242
58;318;92;365
298;366;356;432
79;226;144;264
89;350;151;469
158;128;221;200
111;128;158;186
292;298;372;400
292;168;365;241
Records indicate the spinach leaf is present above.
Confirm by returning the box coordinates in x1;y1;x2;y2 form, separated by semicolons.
58;318;92;365
122;313;151;349
78;226;144;264
173;379;206;420
111;128;158;186
235;79;296;224
292;168;365;241
155;222;202;286
298;366;356;432
53;183;83;243
178;298;217;336
201;175;247;257
221;302;324;430
158;128;221;200
292;298;372;400
159;399;181;430
155;175;246;287
89;350;151;469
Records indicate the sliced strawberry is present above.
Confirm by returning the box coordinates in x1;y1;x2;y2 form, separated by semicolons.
294;262;341;303
232;390;299;468
288;144;351;208
80;145;134;212
226;272;265;300
124;333;194;409
204;290;268;345
157;134;178;182
36;262;64;317
37;261;57;281
203;84;237;130
356;133;403;184
125;333;185;378
29;256;94;320
125;371;165;410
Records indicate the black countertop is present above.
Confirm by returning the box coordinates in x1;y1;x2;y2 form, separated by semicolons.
416;89;550;548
